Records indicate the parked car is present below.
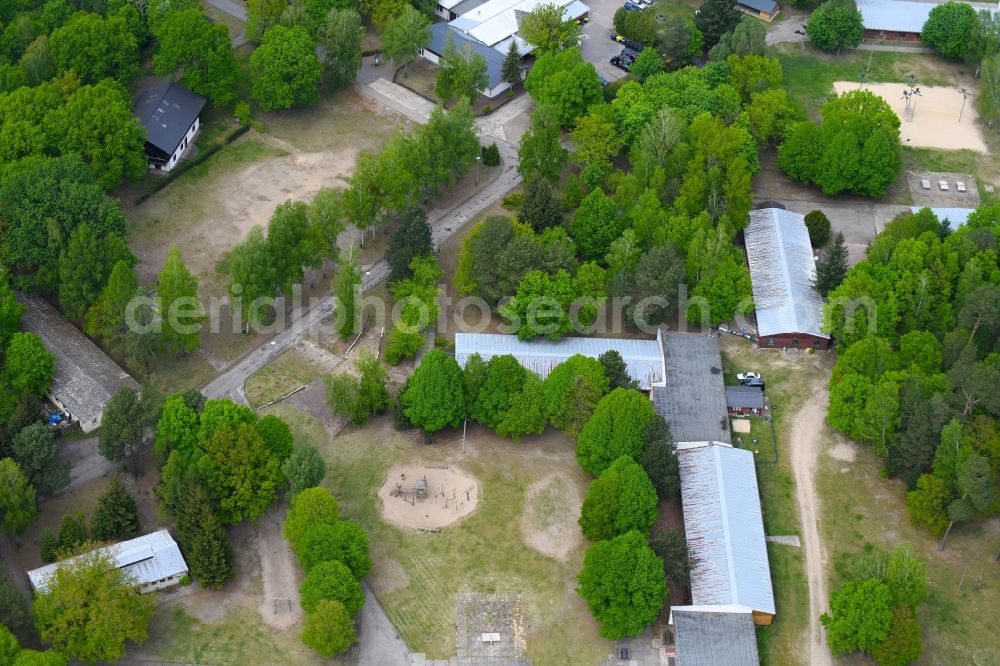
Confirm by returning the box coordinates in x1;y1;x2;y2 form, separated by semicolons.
610;55;631;72
621;47;641;60
742;377;766;390
599;76;610;86
636;0;654;6
623;2;642;11
736;372;761;381
611;33;644;51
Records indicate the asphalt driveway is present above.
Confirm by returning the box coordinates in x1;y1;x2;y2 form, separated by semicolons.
580;0;633;82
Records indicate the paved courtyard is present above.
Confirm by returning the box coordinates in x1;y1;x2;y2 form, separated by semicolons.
580;0;632;83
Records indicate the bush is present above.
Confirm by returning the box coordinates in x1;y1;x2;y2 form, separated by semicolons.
805;210;832;247
40;530;60;563
481;143;501;166
299;560;364;614
301;599;356;657
501;192;525;212
234;101;251;125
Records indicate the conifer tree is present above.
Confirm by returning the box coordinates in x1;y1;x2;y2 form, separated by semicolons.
176;481;234;588
501;39;523;92
157;245;203;354
815;232;849;296
91;476;139;541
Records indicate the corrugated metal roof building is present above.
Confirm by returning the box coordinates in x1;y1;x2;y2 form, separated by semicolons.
28;530;188;595
744;208;830;350
16;293;141;433
677;441;774;624
454;332;664;389
669;606;761;665
910;207;976;230
650;332;730;444
858;0;997;37
448;0;588;53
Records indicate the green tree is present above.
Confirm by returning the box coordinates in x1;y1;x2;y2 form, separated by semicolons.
805;210;832;247
228;227;277;330
523;48;601;126
0;572;34;641
256;414;294;464
501;39;523;91
296;519;371;578
499;269;575;341
518;2;581;54
630;47;664;80
639;415;679;499
175;481;234;588
86;260;140;340
598;350;635;390
806;0;864;53
967;10;1000;75
333;252;361;339
871;606;922;666
922;1;977;59
266;201;314;296
520;177;563;232
694;0;743;48
153;8;238;106
324;353;389;426
98;388;145;473
319;8;364;89
11;424;70;497
250;25;323;111
283;444;325;497
821;578;893;655
571;188;624;262
939;453;995;548
977;54;1000;135
495;374;548;440
542;355;609;435
387;206;433;283
155;392;201;458
579;455;658;541
0;623;18;663
571;103;625;183
472;355;530;430
57;512;87;555
610;243;686;329
284;486;339;550
197;424;282;524
3;333;54;399
517;103;568;183
299;559;364;614
435;33;488;104
650;528;694;591
247;0;289;39
381;5;430;76
301;599;356;657
576;530;667;639
0;458;36;538
746;88;801;146
576;388;655;476
49;11;139;83
33;549;156;662
708;18;766;60
401;349;465;434
58;225;127;323
91;475;139;541
0;274;24;350
815;232;849;296
158;246;204;354
906;474;951;537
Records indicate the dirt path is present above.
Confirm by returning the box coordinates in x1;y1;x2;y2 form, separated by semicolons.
254;504;304;629
789;380;834;666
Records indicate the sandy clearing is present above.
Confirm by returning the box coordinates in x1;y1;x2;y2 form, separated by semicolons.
833;81;988;153
828;441;857;463
521;472;582;561
378;465;480;530
789;380;834;666
732;418;751;434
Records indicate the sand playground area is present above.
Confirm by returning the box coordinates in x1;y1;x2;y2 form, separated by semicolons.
833;81;988;153
378;465;480;530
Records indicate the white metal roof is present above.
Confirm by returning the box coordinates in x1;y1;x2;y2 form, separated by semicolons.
450;0;584;47
27;530;188;594
910;207;976;230
744;208;829;341
678;442;775;616
454;332;664;389
857;0;997;34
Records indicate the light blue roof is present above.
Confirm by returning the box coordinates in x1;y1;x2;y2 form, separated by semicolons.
678;442;775;616
454;332;664;389
910;207;976;230
745;208;829;340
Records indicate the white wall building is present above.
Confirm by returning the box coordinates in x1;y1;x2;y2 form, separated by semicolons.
134;82;206;173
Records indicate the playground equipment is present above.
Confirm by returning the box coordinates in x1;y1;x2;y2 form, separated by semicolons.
390;476;427;502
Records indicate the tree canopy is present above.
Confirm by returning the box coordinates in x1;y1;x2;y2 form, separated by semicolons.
576;388;656;476
250;25;323;111
922;1;978;59
578;455;658;541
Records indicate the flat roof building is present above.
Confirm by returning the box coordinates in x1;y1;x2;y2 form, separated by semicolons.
669;605;761;665
16;293;140;433
650;332;730;444
27;530;188;595
454;332;664;390
744;208;831;351
677;441;775;624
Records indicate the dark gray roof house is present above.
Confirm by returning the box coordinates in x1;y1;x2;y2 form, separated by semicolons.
134;82;205;169
16;293;140;433
650;332;730;444
670;606;761;665
725;385;766;411
737;0;778;19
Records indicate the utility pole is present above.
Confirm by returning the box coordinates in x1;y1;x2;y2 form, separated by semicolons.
958;87;970;122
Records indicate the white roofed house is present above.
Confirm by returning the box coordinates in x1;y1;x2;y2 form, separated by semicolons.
744;208;831;351
27;530;188;595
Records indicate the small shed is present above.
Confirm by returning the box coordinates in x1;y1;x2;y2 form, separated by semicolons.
27;530;188;595
16;293;140;433
736;0;778;21
134;82;206;172
725;385;766;416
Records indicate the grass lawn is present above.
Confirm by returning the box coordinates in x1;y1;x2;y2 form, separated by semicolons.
244;349;326;407
650;0;697;21
720;337;833;665
268;405;611;663
817;432;1000;665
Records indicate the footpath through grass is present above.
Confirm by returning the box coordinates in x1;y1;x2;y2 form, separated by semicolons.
270;405;610;663
721;337;832;665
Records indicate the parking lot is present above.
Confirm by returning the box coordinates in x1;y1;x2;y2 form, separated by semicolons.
580;0;633;83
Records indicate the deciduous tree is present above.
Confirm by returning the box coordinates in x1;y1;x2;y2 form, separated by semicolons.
284;486;339;549
579;456;658;541
153;8;239;106
320;8;364;89
517;103;568;183
639;415;679;499
381;5;430;76
3;333;54;400
806;0;864;53
922;1;977;60
11;424;69;497
542;355;609;435
576;388;655;476
576;530;667;639
197;424;282;524
0;458;36;538
296;519;371;578
301;599;356;657
518;2;580;54
299;559;364;614
158;246;204;354
401;349;466;434
49;11;139;83
33;549;156;662
821;578;893;656
472;355;530;430
283;444;326;497
324;353;389;426
250;25;323;111
435;33;488;104
98;388;146;473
